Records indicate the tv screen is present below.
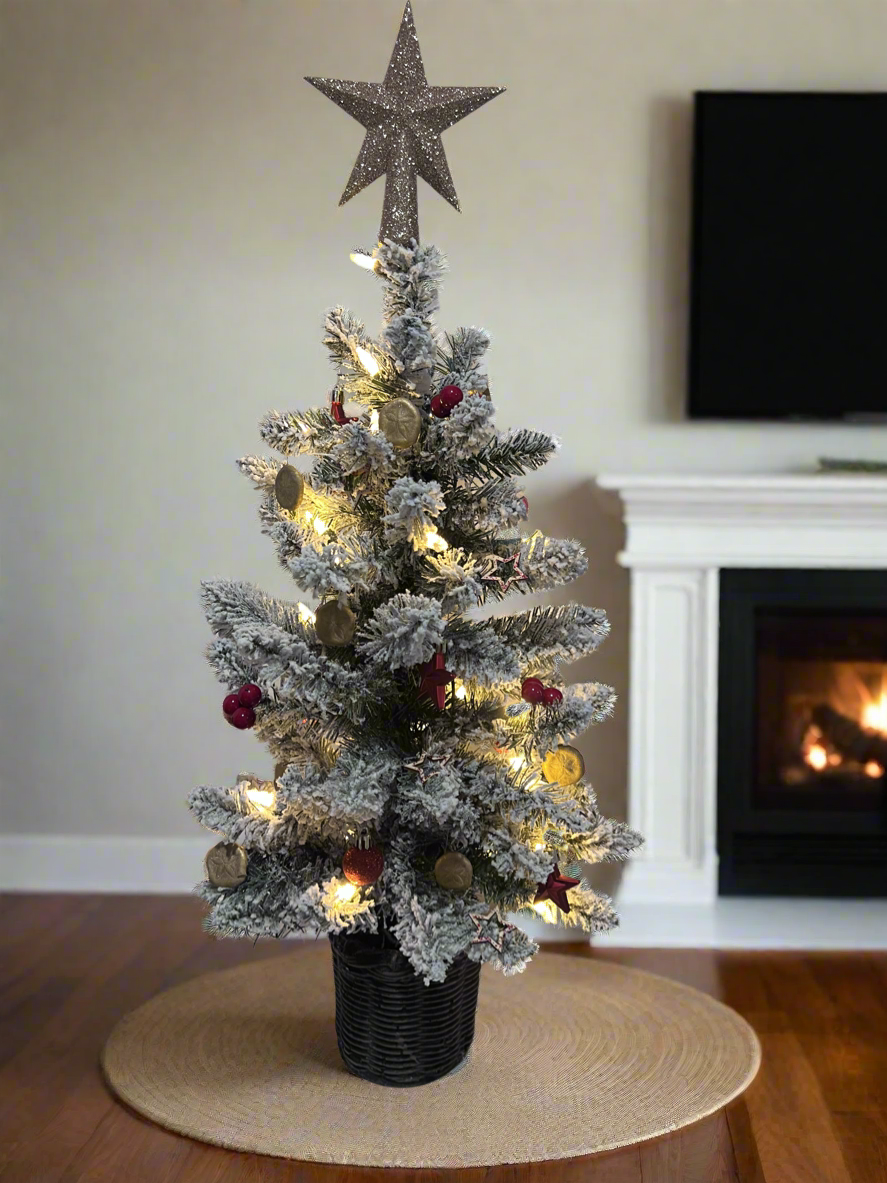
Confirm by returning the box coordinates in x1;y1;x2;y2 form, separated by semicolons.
688;91;887;421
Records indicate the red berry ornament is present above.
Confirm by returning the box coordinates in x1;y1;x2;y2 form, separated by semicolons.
430;394;450;418
521;677;545;704
238;683;262;708
231;706;256;730
439;385;464;410
542;686;564;707
342;844;385;886
222;693;241;717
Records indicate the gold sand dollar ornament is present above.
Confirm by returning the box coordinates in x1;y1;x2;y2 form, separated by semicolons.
378;398;422;449
541;745;585;787
204;841;248;888
314;600;357;647
274;464;304;511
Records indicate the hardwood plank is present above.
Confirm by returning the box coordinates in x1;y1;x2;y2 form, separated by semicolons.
741;1032;853;1183
57;1101;192;1183
639;1113;739;1183
0;898;200;1180
725;1099;767;1183
832;1112;887;1183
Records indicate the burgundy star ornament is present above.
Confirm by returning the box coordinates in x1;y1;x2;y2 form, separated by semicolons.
534;865;581;914
417;651;455;710
482;551;528;594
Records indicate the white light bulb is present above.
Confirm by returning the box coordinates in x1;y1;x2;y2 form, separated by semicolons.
336;882;358;902
350;250;377;271
313;517;329;536
425;529;449;553
509;755;526;772
369;409;380;433
246;788;275;809
455;685;467;700
297;602;316;625
534;842;545;851
355;345;380;377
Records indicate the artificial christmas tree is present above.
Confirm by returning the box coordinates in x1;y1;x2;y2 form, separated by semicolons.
190;0;641;1086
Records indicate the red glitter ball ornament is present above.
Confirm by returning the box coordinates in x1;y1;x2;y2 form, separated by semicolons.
521;677;545;704
238;683;262;708
230;706;256;730
222;693;241;716
430;394;450;418
342;844;384;886
542;687;563;707
439;385;464;410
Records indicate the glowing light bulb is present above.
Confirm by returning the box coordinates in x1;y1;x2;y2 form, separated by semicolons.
534;842;545;851
509;755;527;772
297;602;316;625
355;345;380;377
455;685;467;700
350;250;377;271
425;529;449;553
300;421;311;435
864;761;884;778
533;901;550;916
369;409;380;433
313;517;329;536
246;788;275;809
336;883;358;902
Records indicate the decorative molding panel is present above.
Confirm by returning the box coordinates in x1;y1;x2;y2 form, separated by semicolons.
598;473;887;904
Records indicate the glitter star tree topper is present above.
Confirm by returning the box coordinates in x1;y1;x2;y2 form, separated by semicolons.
305;1;504;244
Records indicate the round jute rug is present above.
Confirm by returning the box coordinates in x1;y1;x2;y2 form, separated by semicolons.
102;947;760;1168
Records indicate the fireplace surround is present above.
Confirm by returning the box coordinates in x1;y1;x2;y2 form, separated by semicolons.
597;474;887;905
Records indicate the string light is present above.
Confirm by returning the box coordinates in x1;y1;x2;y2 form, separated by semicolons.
246;787;275;809
455;685;467;700
355;345;380;377
534;842;545;851
350;250;377;271
336;883;358;902
369;409;380;433
509;755;527;772
425;528;449;553
297;602;316;625
313;516;330;536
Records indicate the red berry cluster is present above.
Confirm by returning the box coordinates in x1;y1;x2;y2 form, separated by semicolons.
222;683;262;729
430;385;464;418
521;677;563;708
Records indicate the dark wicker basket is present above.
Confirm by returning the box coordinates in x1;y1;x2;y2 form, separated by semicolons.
329;931;481;1087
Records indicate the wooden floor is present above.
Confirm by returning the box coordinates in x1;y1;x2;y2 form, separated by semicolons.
0;896;885;1183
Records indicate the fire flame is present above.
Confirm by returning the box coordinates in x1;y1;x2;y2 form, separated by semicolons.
862;694;887;734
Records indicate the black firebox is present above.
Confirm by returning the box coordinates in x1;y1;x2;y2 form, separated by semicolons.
718;569;887;897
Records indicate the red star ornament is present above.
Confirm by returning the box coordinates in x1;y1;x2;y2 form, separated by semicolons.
417;651;455;710
534;865;581;914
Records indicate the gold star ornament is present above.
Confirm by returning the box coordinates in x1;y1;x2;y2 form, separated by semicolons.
305;1;504;245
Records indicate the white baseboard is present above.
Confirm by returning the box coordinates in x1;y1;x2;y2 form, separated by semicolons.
3;836;886;950
598;898;887;949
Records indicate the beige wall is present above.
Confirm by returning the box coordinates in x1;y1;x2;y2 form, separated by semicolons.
3;0;887;840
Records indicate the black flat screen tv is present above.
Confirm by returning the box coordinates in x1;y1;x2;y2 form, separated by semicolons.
688;91;887;421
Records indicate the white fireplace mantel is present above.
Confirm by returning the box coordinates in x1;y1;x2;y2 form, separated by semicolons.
597;473;887;905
